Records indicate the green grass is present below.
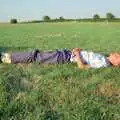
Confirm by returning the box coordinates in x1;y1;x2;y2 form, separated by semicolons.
0;22;120;120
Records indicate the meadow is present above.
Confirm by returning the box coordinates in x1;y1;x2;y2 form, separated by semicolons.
0;22;120;120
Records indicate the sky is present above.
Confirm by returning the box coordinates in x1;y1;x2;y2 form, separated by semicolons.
0;0;120;22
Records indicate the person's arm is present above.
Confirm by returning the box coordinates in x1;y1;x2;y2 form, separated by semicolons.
72;48;90;69
76;53;90;69
76;56;87;69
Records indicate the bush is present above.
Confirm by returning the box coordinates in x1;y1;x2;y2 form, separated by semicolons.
93;14;100;21
106;13;115;21
10;19;17;24
43;16;50;22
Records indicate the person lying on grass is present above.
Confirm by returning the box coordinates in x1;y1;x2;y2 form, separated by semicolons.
0;48;120;69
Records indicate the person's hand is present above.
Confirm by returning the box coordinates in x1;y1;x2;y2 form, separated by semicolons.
71;48;81;62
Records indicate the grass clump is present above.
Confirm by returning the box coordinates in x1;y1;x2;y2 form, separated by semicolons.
0;23;120;119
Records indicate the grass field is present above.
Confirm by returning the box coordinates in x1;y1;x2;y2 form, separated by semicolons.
0;22;120;120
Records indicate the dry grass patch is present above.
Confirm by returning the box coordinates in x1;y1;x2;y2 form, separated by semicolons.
95;82;120;104
15;92;25;101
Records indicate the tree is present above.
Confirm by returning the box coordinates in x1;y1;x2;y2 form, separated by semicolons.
43;16;50;22
59;16;64;21
10;19;17;24
93;14;100;20
106;13;115;20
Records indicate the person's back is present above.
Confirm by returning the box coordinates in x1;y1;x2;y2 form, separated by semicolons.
79;50;110;68
70;49;111;68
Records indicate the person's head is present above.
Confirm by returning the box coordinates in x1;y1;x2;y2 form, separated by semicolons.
107;52;120;66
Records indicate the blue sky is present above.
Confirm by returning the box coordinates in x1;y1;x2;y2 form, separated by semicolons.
0;0;120;22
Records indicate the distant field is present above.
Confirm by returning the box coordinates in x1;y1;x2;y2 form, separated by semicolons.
0;23;120;120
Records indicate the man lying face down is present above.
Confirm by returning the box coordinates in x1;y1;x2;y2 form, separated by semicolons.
71;48;120;69
1;48;120;69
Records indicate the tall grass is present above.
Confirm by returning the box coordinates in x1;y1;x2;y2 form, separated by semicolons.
0;23;120;120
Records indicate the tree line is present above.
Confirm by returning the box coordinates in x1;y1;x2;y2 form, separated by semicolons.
10;12;120;24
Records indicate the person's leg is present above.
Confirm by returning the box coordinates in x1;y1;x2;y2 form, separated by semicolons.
9;50;59;64
11;49;39;64
1;49;39;64
35;50;59;64
1;49;58;64
1;49;71;64
36;49;71;64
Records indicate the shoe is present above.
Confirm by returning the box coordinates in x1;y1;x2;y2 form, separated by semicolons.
1;53;11;63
